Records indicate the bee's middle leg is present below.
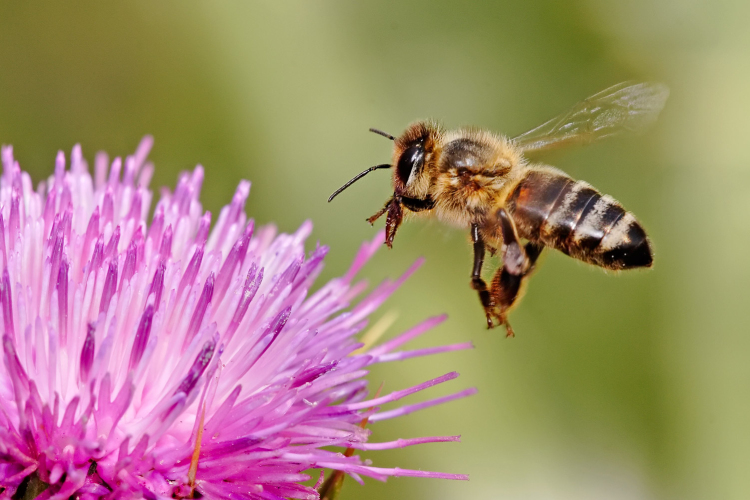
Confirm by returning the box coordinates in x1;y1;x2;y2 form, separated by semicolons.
470;222;501;329
489;208;544;337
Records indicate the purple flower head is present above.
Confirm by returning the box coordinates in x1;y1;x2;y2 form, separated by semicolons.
0;137;475;499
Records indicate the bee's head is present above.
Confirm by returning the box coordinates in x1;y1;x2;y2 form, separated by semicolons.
327;121;441;248
391;121;441;197
327;121;441;203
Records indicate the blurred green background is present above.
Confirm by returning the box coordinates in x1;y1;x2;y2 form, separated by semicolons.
1;1;748;499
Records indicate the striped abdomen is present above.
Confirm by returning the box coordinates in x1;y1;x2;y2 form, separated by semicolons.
505;168;652;270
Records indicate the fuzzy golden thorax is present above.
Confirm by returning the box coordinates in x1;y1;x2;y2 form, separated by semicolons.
426;127;525;228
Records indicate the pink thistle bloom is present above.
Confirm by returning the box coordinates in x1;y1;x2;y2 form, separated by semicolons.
0;137;475;499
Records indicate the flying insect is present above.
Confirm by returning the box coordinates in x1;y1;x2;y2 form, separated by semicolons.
329;82;669;336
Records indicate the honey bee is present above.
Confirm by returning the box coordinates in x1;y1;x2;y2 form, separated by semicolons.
328;82;669;336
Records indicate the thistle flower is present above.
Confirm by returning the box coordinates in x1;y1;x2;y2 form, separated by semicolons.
0;137;475;499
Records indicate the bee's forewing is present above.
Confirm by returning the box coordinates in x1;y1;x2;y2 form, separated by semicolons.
513;81;669;153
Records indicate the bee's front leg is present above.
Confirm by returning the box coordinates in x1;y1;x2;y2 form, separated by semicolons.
370;196;434;249
489;208;544;337
400;195;434;212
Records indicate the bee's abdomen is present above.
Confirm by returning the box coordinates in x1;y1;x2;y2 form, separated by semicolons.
506;169;652;270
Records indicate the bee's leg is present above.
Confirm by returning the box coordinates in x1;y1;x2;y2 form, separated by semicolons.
490;209;544;337
383;200;403;248
400;195;435;212
372;196;434;249
366;200;391;225
367;197;404;249
470;223;499;329
525;241;544;267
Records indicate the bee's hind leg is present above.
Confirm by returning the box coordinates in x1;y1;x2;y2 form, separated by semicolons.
470;223;502;329
489;209;544;337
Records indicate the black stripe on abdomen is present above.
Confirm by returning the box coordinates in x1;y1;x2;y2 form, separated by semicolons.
507;169;652;270
505;169;573;241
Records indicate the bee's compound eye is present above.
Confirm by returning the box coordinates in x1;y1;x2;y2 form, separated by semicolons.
396;144;424;185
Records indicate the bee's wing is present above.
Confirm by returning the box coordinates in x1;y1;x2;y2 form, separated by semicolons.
512;82;669;153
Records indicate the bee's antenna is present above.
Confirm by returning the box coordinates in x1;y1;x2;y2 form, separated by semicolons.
369;128;395;141
328;164;391;202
